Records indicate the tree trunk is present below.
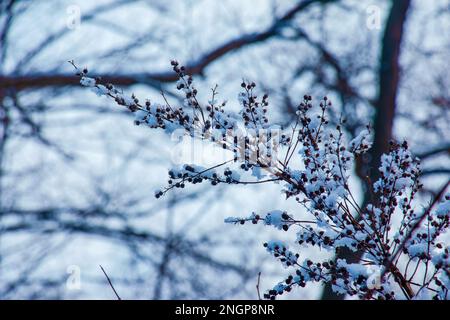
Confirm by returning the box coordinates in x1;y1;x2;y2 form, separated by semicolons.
321;0;411;300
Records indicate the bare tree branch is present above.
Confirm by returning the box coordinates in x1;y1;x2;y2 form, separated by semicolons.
0;0;337;92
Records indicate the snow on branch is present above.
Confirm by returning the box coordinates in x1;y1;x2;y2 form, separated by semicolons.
72;60;449;300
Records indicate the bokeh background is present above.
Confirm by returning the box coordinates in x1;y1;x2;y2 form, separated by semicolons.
0;0;449;299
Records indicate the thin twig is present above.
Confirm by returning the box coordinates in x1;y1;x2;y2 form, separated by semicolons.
384;180;449;275
99;265;122;300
